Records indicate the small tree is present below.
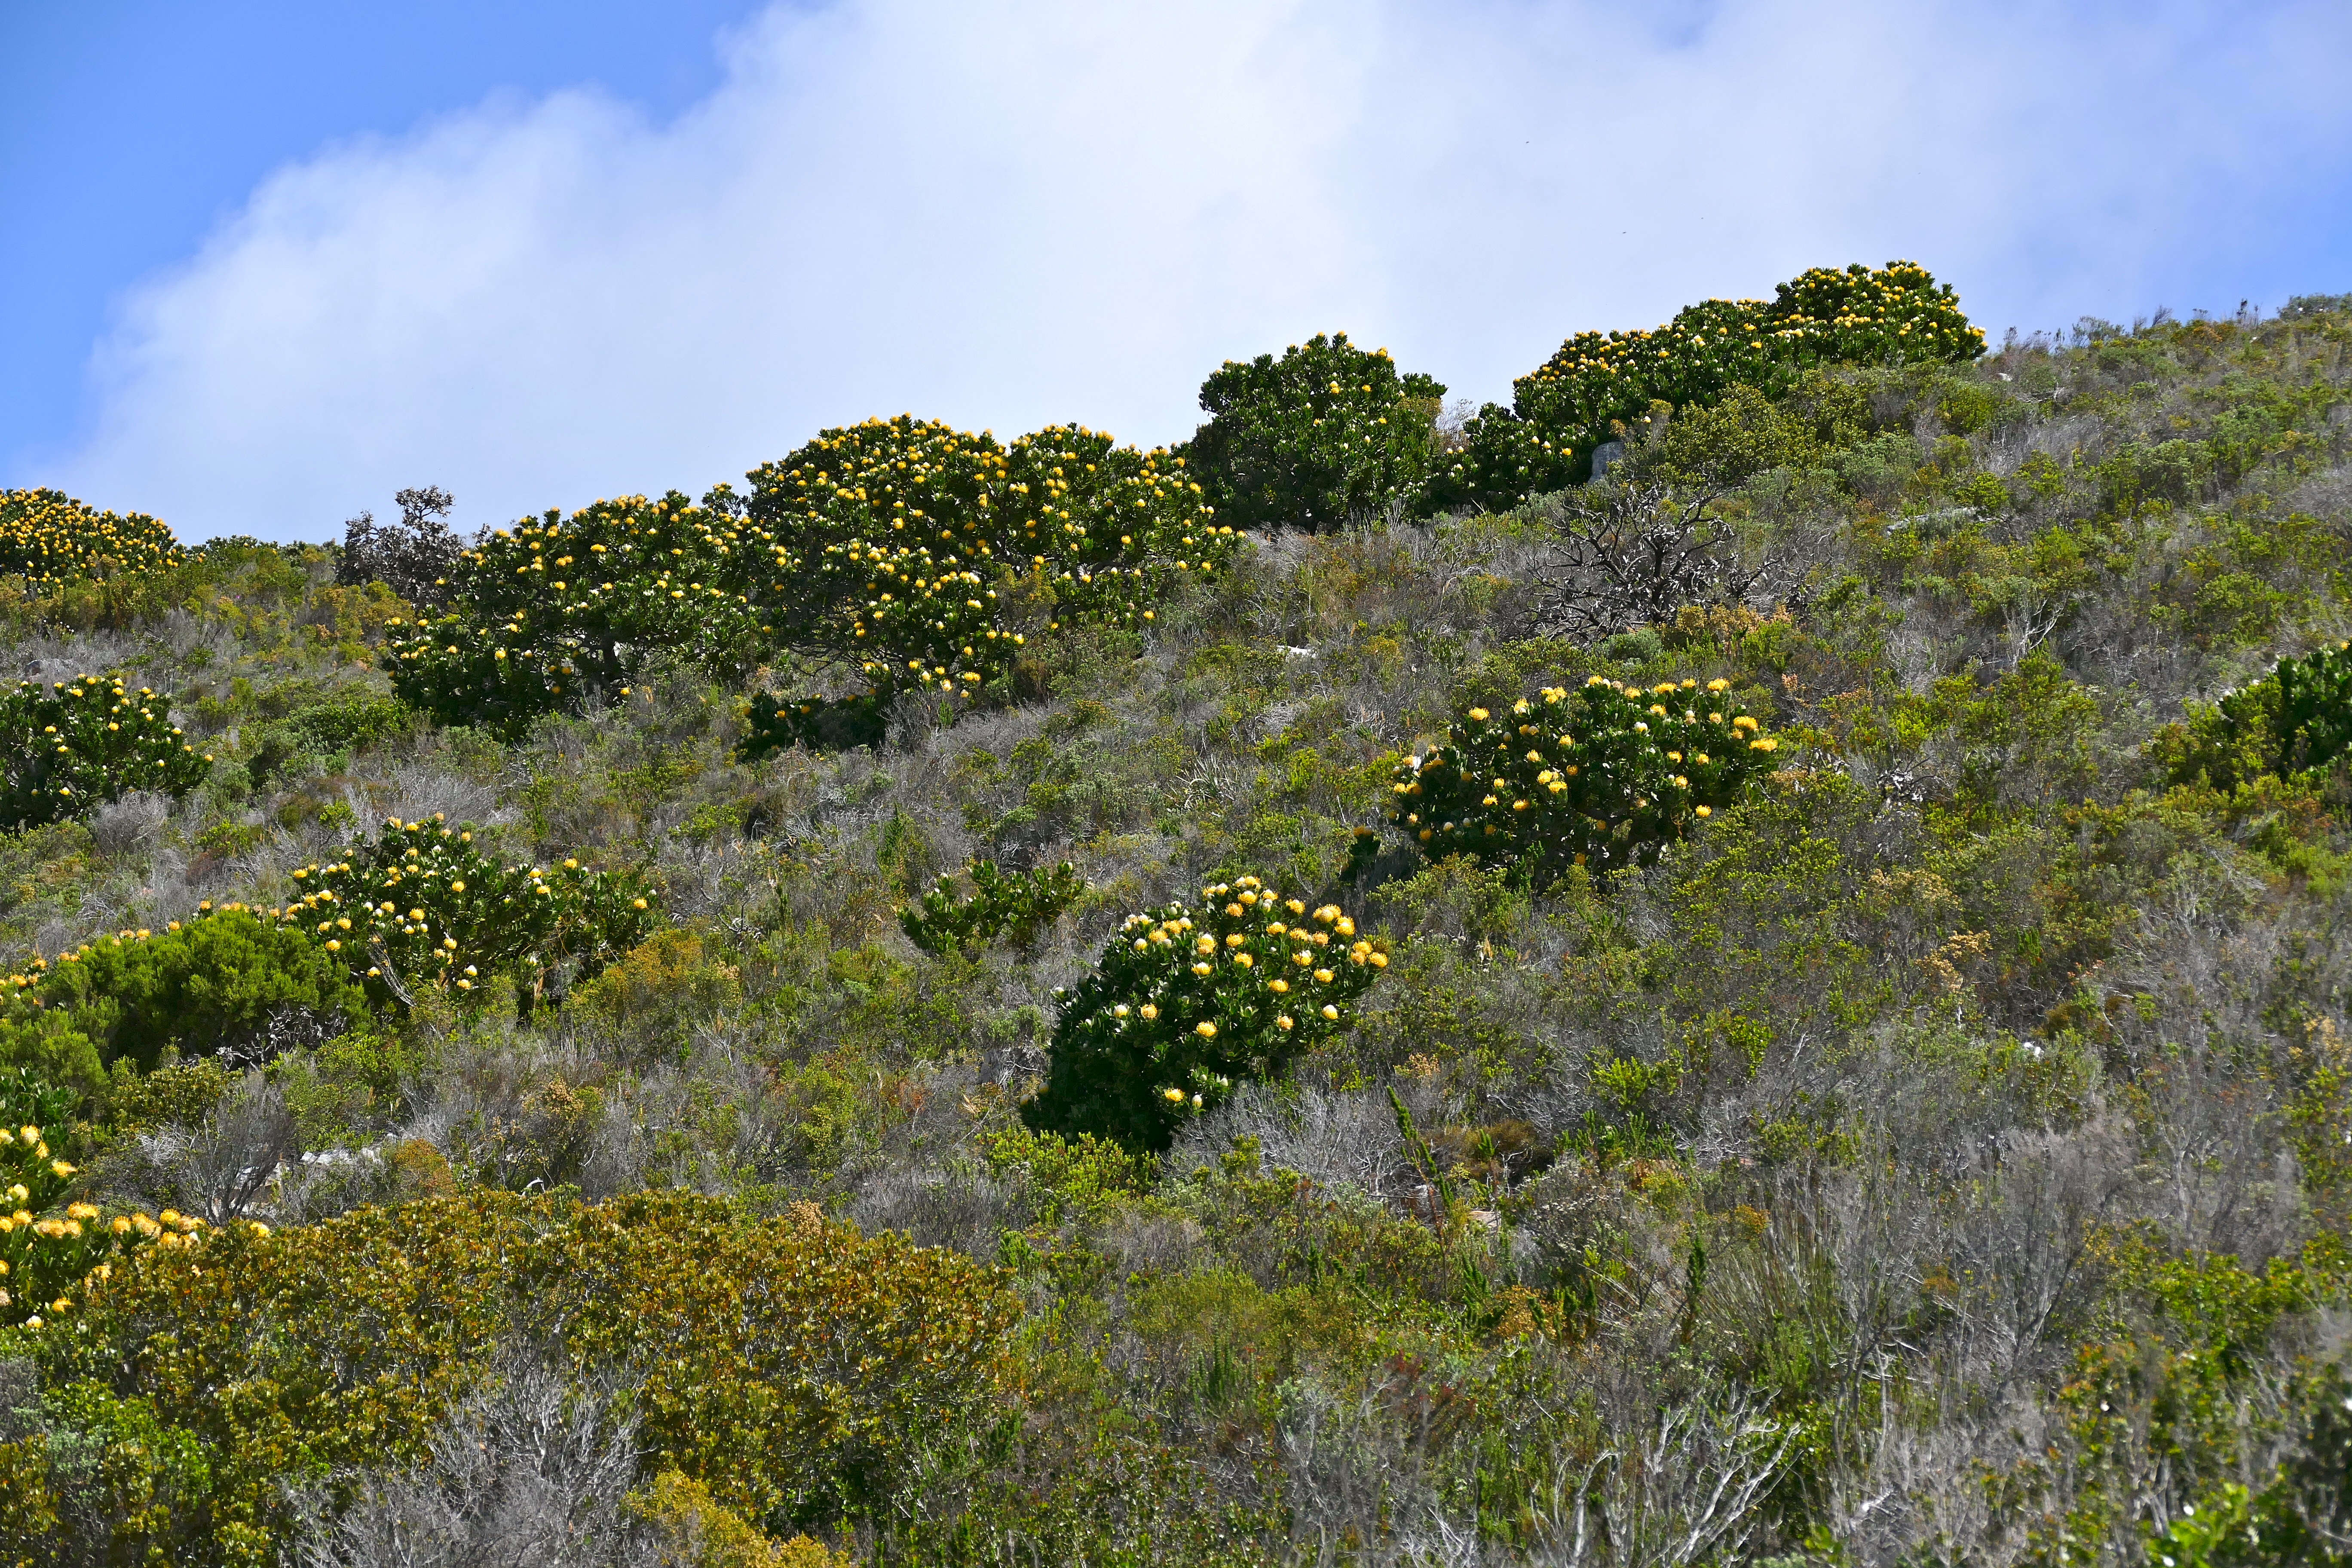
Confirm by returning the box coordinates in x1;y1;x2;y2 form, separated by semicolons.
1185;333;1446;531
338;485;465;607
1025;876;1388;1150
1533;478;1775;644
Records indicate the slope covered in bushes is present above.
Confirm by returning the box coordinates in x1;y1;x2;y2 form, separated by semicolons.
2;284;2352;1565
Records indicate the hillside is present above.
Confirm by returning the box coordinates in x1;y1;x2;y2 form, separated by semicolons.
3;273;2352;1565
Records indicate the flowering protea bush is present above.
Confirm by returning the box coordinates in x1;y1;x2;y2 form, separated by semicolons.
1184;332;1447;531
900;860;1083;956
236;815;659;1006
1025;876;1389;1150
383;490;766;734
1420;262;1984;512
0;912;365;1084
0;488;184;587
1393;677;1779;881
0;1066;224;1332
13;1191;1018;1559
738;416;1238;701
0;674;211;830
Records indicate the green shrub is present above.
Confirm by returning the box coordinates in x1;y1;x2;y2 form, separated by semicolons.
900;860;1083;956
1392;676;1779;880
18;1191;1017;1558
1183;332;1446;530
0;912;365;1084
0;675;212;831
244;815;659;1008
1420;262;1983;512
736;416;1236;701
2154;640;2352;790
244;691;414;786
0;490;183;588
1025;876;1388;1151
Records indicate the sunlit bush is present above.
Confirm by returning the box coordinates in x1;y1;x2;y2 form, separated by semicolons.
0;489;183;588
0;675;211;831
1184;332;1446;531
387;420;1240;732
1026;875;1387;1150
1392;677;1778;879
13;1191;1018;1559
1421;261;1983;512
738;416;1237;701
0;911;364;1086
234;815;659;1008
382;490;768;734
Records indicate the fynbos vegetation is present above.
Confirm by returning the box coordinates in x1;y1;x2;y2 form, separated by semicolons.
3;270;2352;1567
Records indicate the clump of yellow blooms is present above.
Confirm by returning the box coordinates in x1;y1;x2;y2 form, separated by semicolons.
245;814;658;1006
741;416;1238;701
1025;874;1388;1149
0;672;212;830
0;488;184;588
1393;676;1779;879
385;417;1242;732
1422;262;1984;512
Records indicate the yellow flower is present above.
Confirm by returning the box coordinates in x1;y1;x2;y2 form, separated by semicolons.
1194;1021;1217;1038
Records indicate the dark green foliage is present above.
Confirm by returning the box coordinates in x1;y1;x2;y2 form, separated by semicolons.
1185;331;1446;530
1026;876;1387;1150
0;675;211;831
2277;640;2352;777
0;912;365;1084
2156;641;2352;790
738;689;888;758
900;860;1083;956
1393;675;1778;879
245;690;413;785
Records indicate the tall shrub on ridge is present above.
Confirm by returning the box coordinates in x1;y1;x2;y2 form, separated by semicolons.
1184;332;1447;531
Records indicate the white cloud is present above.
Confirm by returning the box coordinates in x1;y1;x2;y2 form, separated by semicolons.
24;0;2352;539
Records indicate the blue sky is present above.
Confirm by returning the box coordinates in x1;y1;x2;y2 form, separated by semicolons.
6;0;2351;541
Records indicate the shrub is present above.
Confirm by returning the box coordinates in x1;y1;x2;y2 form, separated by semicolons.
336;484;464;607
382;490;768;735
20;1191;1018;1558
737;416;1236;701
0;489;183;588
239;815;660;1008
2155;640;2352;790
0;912;366;1084
389;420;1240;732
1183;332;1446;530
1391;676;1779;880
899;860;1083;956
1420;262;1983;512
245;690;414;787
2272;639;2352;777
1025;876;1389;1151
0;675;212;831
